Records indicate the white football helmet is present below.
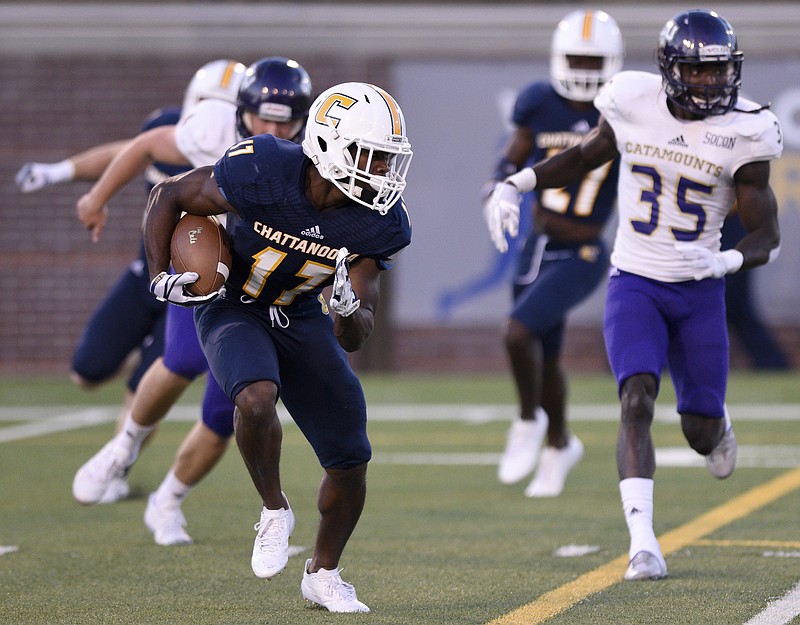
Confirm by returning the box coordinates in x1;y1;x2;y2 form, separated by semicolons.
182;59;247;112
550;10;624;102
302;82;413;215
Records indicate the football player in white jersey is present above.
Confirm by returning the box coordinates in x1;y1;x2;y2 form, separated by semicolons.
71;58;314;553
486;9;782;581
14;60;246;505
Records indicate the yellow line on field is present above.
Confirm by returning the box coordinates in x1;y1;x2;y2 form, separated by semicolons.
694;539;800;549
485;466;800;625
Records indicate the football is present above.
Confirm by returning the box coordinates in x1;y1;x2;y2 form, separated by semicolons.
169;214;232;296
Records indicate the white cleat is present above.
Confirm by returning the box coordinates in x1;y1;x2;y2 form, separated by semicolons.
72;438;132;505
144;493;193;546
706;426;737;479
624;551;667;581
301;558;370;613
525;436;584;498
97;475;131;504
497;414;549;485
251;500;295;579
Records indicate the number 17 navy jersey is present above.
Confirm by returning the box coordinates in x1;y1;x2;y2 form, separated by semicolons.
213;134;412;309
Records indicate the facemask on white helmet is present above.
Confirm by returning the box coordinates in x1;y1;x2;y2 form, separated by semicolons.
301;82;413;215
550;10;624;102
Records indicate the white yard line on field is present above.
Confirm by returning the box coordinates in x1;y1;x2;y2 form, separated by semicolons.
1;402;798;429
0;408;120;443
3;404;800;468
742;579;800;625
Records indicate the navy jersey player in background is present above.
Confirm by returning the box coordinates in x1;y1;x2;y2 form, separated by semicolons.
69;106;184;408
486;10;623;497
15;105;186;502
487;10;782;581
721;212;790;369
144;82;412;613
71;58;316;551
15;60;245;504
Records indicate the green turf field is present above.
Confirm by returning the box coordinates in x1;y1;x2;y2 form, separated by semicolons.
1;372;799;624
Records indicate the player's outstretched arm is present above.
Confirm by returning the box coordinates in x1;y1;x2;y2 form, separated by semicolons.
14;139;130;193
485;119;618;252
530;118;619;189
76;126;187;242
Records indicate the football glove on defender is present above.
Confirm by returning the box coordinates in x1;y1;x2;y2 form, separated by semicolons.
149;271;220;307
675;243;744;280
14;161;75;193
485;181;521;253
329;247;361;317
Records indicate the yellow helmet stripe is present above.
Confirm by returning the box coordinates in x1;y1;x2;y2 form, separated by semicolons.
369;84;403;135
220;61;238;89
582;11;593;41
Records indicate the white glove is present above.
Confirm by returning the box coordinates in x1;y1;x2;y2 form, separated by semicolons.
330;247;361;317
675;243;744;280
149;271;220;307
485;181;520;253
14;161;75;193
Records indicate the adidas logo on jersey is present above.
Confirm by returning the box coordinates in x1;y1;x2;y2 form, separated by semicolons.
300;225;324;239
571;119;591;133
668;135;688;147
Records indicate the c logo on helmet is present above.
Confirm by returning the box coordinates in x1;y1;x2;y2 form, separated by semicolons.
314;93;358;128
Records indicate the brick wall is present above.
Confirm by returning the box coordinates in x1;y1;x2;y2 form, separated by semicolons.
2;53;389;376
389;325;800;373
3;53;796;377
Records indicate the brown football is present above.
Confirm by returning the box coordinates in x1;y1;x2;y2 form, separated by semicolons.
169;214;232;296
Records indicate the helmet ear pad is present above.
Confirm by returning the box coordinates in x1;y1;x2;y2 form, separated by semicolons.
323;137;357;180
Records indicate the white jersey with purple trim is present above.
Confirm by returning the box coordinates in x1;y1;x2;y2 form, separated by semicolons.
595;71;783;282
174;99;238;168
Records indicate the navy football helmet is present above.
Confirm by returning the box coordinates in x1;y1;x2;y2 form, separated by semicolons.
236;57;313;139
657;10;742;116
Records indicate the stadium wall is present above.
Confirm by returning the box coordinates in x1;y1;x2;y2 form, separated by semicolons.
3;3;799;375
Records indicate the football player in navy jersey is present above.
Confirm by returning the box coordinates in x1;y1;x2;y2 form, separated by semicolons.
721;212;790;369
486;10;623;498
70;106;184;403
144;82;412;613
14;105;188;502
487;10;782;581
15;105;184;398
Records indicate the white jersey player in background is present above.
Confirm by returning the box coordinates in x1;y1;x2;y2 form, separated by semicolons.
486;9;782;581
71;58;314;554
14;59;247;505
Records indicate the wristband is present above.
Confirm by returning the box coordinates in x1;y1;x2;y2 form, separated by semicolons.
506;168;537;193
53;159;76;183
720;249;744;274
768;245;780;264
